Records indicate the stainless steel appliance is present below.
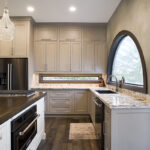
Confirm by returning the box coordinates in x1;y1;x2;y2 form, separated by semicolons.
11;105;39;150
93;97;104;149
0;58;28;90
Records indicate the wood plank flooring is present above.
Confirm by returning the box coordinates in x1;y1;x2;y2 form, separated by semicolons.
37;116;101;150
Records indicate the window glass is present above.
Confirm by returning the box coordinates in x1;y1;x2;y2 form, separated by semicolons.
112;36;143;85
42;76;99;81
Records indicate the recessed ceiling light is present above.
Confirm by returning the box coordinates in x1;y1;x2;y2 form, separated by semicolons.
69;6;76;12
27;6;35;12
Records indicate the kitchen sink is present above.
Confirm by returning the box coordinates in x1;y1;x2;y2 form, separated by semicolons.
96;90;117;94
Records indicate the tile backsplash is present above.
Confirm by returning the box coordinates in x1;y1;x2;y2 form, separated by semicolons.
31;73;100;88
32;73;150;101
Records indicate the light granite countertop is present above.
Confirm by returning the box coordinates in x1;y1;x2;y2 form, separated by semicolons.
32;87;150;109
90;88;150;109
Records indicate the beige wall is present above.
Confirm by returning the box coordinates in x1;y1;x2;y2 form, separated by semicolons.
107;0;150;94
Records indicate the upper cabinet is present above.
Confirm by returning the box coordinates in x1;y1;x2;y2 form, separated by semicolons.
0;19;33;58
59;24;82;42
71;42;82;72
34;41;57;72
34;24;58;41
33;23;107;73
82;24;107;73
13;21;27;57
83;24;106;41
0;41;12;57
34;42;45;72
59;42;71;72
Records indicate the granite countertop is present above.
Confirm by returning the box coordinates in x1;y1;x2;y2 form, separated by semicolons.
33;86;150;109
90;88;150;109
0;92;46;125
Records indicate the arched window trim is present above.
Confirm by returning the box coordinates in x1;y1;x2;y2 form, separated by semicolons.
107;30;147;93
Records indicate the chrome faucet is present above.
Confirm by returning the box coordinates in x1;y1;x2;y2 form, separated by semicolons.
107;75;119;92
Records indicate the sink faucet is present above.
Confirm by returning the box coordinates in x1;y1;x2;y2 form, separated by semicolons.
107;75;119;92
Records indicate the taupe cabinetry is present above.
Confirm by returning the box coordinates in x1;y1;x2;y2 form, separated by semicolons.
74;90;88;114
89;93;96;125
46;90;74;114
82;25;106;73
82;41;95;72
34;42;45;72
59;42;82;72
34;24;58;41
46;42;57;71
59;42;71;72
34;23;107;73
59;25;82;42
34;41;57;72
0;21;28;58
71;42;82;72
0;41;12;57
42;89;88;114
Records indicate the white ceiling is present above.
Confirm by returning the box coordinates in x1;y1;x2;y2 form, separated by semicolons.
0;0;121;23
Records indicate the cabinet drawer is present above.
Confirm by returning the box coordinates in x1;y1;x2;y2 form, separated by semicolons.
50;107;73;113
51;98;73;107
50;90;73;98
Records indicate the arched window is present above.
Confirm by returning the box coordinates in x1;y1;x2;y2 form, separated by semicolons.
107;31;147;93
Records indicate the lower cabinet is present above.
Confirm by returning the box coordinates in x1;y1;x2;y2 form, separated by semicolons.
0;120;11;150
104;106;111;150
44;89;88;114
88;92;96;126
74;90;88;114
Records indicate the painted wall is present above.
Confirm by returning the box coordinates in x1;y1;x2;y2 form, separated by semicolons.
107;0;150;94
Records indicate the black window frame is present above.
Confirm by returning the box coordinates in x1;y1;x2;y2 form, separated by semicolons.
107;30;147;93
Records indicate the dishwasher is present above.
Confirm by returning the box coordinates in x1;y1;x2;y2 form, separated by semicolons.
93;97;104;150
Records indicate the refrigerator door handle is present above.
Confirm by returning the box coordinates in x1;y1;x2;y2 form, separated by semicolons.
7;64;10;90
9;64;12;90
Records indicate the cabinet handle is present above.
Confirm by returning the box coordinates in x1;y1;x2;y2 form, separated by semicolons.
11;48;13;56
0;137;2;140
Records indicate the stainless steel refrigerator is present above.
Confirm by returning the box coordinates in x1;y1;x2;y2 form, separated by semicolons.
0;58;28;90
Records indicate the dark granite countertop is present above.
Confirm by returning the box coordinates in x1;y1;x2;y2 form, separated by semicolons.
0;92;46;125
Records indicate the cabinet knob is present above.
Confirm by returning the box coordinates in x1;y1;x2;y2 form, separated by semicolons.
0;136;2;140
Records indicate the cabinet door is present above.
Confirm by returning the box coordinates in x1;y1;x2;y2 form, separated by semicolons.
94;41;106;73
74;90;88;114
46;42;57;72
91;97;95;126
83;25;106;41
34;42;45;72
34;24;58;41
0;121;11;150
48;90;74;114
59;42;70;72
71;42;82;72
13;22;27;57
0;41;12;57
82;41;95;72
59;26;81;42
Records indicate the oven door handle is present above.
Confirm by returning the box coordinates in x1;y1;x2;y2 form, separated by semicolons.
93;98;103;107
19;114;40;136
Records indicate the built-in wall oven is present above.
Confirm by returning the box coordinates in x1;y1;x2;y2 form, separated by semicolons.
93;97;104;150
11;105;39;150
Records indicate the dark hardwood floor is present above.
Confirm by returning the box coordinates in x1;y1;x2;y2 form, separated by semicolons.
37;116;101;150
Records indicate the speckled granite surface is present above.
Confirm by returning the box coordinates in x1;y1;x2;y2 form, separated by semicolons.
33;86;150;109
90;88;150;109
